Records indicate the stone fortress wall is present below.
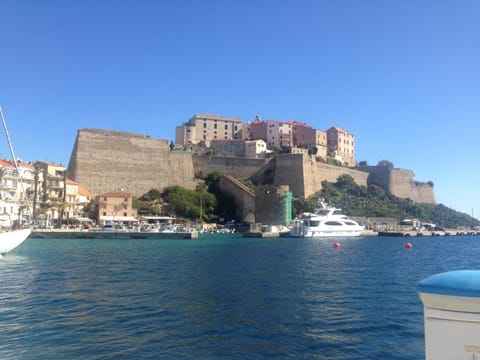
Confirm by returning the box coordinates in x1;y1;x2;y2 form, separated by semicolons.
67;129;198;196
356;165;436;204
68;129;436;205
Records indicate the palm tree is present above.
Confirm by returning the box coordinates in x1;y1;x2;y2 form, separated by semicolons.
196;182;207;222
59;170;68;227
32;163;42;221
0;167;6;201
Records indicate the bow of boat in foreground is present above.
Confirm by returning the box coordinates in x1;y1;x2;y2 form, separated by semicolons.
0;228;32;255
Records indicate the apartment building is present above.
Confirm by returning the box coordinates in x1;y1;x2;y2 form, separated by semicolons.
249;118;293;148
0;159;36;226
291;122;328;158
326;126;356;166
63;179;92;222
176;113;356;166
32;161;94;226
37;161;66;202
95;191;136;225
175;114;244;147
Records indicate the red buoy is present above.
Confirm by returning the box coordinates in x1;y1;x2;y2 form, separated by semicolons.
334;242;341;248
405;242;413;249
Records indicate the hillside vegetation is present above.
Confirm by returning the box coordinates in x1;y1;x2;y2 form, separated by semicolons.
293;174;479;229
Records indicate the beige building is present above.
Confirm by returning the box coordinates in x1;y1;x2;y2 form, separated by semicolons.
326;126;356;166
34;161;95;226
95;191;136;225
175;114;244;147
37;161;66;203
212;139;267;158
63;179;92;222
265;120;293;148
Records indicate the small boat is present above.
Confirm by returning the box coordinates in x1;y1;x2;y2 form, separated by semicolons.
289;200;365;238
0;107;32;255
90;222;128;233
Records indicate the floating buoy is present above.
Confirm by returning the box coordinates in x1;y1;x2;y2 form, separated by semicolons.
405;242;413;249
334;242;341;248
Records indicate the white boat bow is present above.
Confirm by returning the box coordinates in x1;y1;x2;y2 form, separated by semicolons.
0;228;32;254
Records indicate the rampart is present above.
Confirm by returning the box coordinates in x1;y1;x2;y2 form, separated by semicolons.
357;165;436;204
67;129;435;205
68;129;198;196
251;154;369;198
192;155;267;179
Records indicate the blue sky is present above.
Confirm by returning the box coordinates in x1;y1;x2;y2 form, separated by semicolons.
0;0;479;217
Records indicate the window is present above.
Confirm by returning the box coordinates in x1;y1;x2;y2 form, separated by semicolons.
325;221;342;226
123;212;127;217
224;125;228;130
103;212;106;216
203;123;206;128
214;124;217;129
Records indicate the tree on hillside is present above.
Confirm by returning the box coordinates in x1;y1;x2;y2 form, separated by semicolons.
196;182;208;221
139;188;162;202
377;160;394;169
292;174;480;229
162;185;216;222
32;163;42;221
134;188;163;216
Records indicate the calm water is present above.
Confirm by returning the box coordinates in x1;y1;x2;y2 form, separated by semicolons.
1;234;480;359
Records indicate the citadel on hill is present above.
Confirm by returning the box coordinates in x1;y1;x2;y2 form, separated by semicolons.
65;114;435;225
0;113;436;228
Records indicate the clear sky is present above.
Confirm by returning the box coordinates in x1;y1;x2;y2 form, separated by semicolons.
0;0;479;217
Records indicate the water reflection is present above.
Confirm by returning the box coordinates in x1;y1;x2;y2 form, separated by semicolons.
1;235;479;359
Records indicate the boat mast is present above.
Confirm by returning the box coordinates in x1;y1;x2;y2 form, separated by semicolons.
0;106;31;217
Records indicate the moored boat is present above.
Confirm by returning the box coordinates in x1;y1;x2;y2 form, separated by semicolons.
289;200;364;237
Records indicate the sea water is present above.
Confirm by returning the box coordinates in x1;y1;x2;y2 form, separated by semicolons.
1;234;479;359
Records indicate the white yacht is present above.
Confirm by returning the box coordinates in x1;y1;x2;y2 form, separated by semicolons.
289;201;365;238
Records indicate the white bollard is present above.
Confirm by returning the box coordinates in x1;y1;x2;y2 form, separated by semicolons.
418;270;480;360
